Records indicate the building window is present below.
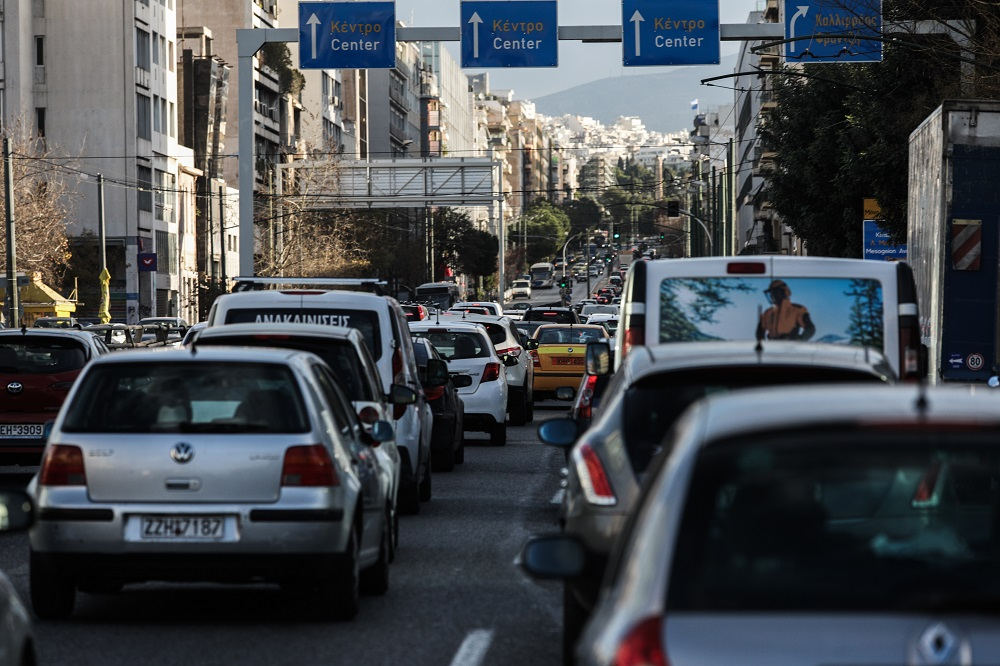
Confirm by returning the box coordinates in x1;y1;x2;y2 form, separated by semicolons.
168;41;174;72
34;36;44;66
155;230;177;274
154;170;175;222
151;32;159;66
137;165;152;212
159;35;166;70
169;101;176;138
161;98;167;136
136;29;150;71
136;94;151;140
35;108;45;137
152;95;160;133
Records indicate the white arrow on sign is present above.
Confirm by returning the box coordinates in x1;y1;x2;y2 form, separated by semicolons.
788;5;809;53
630;10;645;58
469;12;483;58
307;13;321;60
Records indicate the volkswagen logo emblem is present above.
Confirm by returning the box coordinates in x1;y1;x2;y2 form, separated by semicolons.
170;442;194;464
6;382;22;395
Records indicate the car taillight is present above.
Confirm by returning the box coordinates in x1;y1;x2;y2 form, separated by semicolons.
899;309;923;382
392;347;404;383
621;324;644;359
425;386;444;401
573;442;616;506
481;362;502;382
578;374;598;420
39;445;87;486
530;350;540;367
613;617;667;666
358;406;380;425
281;444;338;487
496;346;521;358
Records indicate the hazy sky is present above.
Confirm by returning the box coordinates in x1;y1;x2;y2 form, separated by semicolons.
392;0;765;99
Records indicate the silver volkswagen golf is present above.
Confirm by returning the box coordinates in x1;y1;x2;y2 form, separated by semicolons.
28;346;394;621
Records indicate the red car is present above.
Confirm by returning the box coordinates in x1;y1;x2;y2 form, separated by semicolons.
0;329;109;464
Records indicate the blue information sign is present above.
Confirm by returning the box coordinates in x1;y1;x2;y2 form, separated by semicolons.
622;0;720;67
298;2;396;69
862;220;906;261
461;1;558;68
784;0;882;63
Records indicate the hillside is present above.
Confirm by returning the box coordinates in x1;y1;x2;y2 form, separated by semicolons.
530;54;739;134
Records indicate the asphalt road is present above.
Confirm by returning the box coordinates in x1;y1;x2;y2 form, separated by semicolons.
0;408;571;666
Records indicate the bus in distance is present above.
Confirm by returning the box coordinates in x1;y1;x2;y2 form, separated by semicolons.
529;262;556;289
414;282;461;310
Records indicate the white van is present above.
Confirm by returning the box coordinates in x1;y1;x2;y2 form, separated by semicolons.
206;278;433;514
617;257;925;381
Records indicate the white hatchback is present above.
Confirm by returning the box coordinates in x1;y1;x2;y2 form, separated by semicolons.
409;322;514;446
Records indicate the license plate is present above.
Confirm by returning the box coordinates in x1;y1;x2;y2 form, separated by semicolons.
554;357;584;366
140;516;225;540
0;424;43;439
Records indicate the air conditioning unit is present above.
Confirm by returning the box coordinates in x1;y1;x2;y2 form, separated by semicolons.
332;95;340;108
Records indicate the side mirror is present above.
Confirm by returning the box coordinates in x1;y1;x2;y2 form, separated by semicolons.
424;358;449;387
516;534;587;580
524;339;539;351
451;374;473;388
537;417;579;448
555;386;575;401
370;420;394;444
585;341;612;376
503;354;520;367
390;384;418;405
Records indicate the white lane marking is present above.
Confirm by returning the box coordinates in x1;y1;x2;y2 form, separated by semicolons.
449;629;494;666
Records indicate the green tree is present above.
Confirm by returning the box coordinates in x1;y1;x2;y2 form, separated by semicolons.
522;198;570;264
561;197;604;237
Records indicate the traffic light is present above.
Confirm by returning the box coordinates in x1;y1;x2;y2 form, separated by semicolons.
558;278;570;289
659;233;665;241
613;230;620;240
666;200;680;217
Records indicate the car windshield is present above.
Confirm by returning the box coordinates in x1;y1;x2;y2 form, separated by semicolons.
194;335;374;401
669;429;1000;612
411;331;490;360
0;340;86;374
61;362;310;434
222;308;382;360
622;366;888;474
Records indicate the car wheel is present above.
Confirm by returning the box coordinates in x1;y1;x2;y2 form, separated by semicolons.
360;509;391;596
434;429;456;473
419;458;433;501
563;582;589;665
30;551;76;620
323;528;360;621
398;479;420;515
490;421;507;447
508;388;527;426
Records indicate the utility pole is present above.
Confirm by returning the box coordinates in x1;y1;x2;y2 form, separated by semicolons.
219;185;227;284
3;138;18;327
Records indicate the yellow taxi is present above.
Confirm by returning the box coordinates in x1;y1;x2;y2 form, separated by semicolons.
528;324;609;401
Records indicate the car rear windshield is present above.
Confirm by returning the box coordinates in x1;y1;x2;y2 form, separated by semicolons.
668;428;1000;612
659;276;884;350
523;310;576;323
62;362;309;434
222;308;382;360
194;335;374;401
411;330;491;361
0;340;86;374
622;366;887;474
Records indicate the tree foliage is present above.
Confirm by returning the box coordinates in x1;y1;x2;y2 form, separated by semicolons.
759;0;1000;255
0;118;74;288
520;198;570;264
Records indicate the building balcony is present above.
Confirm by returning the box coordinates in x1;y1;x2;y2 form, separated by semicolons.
760;89;778;111
764;0;779;21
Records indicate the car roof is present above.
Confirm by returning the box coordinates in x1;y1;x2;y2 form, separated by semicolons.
195;322;361;343
83;345;307;365
533;324;606;332
0;329;95;341
624;341;896;380
686;384;1000;448
409;321;489;333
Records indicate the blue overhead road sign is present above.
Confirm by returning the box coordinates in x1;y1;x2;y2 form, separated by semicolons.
298;1;396;69
461;1;558;68
784;0;882;63
622;0;720;67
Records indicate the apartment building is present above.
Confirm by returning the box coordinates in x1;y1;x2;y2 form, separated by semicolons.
0;0;196;321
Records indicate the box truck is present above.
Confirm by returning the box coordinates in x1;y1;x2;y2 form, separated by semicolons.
908;100;1000;383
